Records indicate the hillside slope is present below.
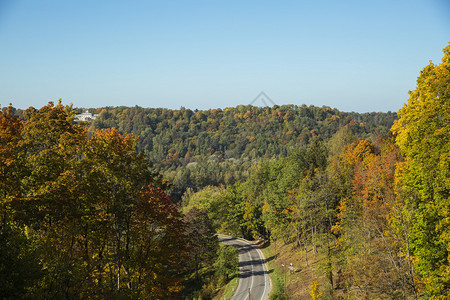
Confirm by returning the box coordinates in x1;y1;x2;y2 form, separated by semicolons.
82;104;396;197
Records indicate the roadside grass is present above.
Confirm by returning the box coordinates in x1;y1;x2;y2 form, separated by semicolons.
260;241;287;299
183;267;240;299
260;239;335;299
213;276;239;299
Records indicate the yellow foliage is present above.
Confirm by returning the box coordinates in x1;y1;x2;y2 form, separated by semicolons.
309;280;323;300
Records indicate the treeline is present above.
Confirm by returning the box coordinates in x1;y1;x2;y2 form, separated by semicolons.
183;45;450;299
87;104;396;167
83;104;396;199
0;103;234;299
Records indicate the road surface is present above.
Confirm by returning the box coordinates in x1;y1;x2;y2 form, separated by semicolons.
217;234;271;300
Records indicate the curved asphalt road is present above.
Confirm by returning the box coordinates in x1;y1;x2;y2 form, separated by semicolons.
217;234;271;300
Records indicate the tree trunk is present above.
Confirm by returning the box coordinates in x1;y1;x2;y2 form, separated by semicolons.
327;235;333;291
115;218;122;292
195;253;199;280
313;225;318;255
296;224;301;248
304;239;308;266
401;210;418;300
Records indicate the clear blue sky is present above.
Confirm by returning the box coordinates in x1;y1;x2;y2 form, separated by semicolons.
0;0;449;112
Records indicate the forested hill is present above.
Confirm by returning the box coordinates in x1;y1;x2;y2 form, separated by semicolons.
82;105;396;198
86;105;396;167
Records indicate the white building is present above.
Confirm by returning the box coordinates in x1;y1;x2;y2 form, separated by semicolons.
75;110;98;122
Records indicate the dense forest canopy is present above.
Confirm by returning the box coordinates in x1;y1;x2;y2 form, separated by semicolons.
11;104;397;201
87;104;396;166
80;105;396;199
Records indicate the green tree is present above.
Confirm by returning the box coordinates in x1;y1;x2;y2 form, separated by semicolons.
392;44;450;298
181;185;227;231
220;182;246;237
184;208;219;280
214;244;239;282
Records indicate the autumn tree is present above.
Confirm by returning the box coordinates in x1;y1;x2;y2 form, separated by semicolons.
392;44;450;298
0;105;23;211
0;105;42;298
12;102;87;298
184;208;219;280
0;102;188;298
128;186;185;298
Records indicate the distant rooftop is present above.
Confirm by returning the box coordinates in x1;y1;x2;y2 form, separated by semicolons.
74;110;98;122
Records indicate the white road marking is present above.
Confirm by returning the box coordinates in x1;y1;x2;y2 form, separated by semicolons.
255;245;270;300
245;248;254;300
218;234;271;300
